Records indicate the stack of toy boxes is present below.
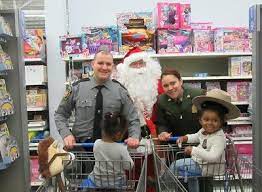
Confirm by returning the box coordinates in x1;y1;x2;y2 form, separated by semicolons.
81;26;119;56
227;81;251;102
214;27;251;52
26;88;47;108
228;56;252;76
116;12;155;54
60;35;83;60
156;2;193;54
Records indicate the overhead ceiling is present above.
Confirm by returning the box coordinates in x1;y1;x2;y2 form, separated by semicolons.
0;0;45;29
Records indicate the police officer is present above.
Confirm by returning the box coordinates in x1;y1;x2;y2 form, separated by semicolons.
155;68;206;141
55;50;141;149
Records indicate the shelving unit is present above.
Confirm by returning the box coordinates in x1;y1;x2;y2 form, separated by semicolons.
0;9;30;192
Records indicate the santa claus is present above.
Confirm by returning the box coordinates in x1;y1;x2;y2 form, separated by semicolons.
116;47;162;136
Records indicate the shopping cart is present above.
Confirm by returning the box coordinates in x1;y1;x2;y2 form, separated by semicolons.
151;136;262;192
36;143;148;192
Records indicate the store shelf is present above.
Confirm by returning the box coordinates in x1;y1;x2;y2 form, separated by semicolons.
231;101;250;105
26;82;47;86
24;58;45;63
182;76;252;81
31;181;43;186
29;143;39;151
28;125;47;132
234;140;253;144
229;136;252;141
63;54;124;61
150;52;252;59
227;120;252;125
27;106;48;111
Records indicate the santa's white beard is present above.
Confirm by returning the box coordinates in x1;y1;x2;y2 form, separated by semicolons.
117;59;161;126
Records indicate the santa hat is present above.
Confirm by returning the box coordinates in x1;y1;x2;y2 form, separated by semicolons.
122;47;148;66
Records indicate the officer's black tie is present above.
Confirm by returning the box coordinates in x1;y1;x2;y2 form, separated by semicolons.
93;85;104;141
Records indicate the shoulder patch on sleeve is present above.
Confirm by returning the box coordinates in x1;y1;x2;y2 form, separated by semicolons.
63;87;72;101
72;78;90;86
112;79;127;90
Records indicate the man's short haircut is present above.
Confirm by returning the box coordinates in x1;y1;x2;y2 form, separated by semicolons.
93;50;113;61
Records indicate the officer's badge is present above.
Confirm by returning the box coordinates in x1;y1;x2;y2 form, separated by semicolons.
192;104;197;113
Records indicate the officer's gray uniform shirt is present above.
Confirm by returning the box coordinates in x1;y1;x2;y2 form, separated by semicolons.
54;77;141;141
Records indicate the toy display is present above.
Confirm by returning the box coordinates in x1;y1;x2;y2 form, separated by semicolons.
205;81;221;91
214;27;251;52
241;56;252;76
179;4;191;29
228;56;252;76
0;79;14;117
227;81;250;102
191;22;212;30
157;29;193;53
0;123;19;170
116;12;154;32
183;82;201;89
0;45;13;71
23;29;45;59
60;35;83;59
193;30;214;52
120;18;155;53
26;88;47;108
82;61;94;79
156;2;180;29
81;26;119;55
0;16;13;36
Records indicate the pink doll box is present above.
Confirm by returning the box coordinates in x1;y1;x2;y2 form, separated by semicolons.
157;29;193;54
236;81;250;101
193;29;214;52
205;82;221;92
179;4;191;29
214;27;250;52
60;35;83;59
156;2;180;29
226;82;238;102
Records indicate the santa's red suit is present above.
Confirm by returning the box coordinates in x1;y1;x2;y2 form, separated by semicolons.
116;47;162;191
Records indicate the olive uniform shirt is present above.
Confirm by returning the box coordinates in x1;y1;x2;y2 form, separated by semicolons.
54;77;141;142
155;86;206;136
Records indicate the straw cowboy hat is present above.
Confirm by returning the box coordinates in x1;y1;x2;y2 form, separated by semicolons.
192;89;240;120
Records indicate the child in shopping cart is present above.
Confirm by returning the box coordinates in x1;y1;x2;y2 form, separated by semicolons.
81;112;134;189
171;89;240;192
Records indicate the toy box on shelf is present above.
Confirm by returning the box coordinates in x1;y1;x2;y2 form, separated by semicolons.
228;56;252;76
81;26;119;55
30;156;40;183
183;82;201;89
205;81;221;91
214;27;251;52
193;29;214;52
119;18;155;54
157;29;193;53
60;35;83;60
117;12;155;54
0;45;13;71
227;81;251;102
0;16;13;37
0;79;14;117
0;123;19;170
26;88;47;109
23;29;45;59
25;65;47;85
156;2;180;29
179;4;191;29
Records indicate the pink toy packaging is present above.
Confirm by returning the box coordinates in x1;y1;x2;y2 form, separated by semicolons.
60;35;83;59
156;2;180;29
241;56;252;76
157;29;193;53
227;81;250;102
191;22;212;30
214;27;251;52
180;4;191;29
205;82;221;91
193;29;214;52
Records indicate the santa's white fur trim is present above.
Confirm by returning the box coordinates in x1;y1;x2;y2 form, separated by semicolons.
123;52;149;66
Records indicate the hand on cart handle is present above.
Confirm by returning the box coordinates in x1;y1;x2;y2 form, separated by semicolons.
158;132;172;141
125;137;140;148
176;136;188;148
184;146;193;155
63;135;76;149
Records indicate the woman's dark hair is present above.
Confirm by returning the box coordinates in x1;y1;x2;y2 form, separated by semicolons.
161;67;182;80
200;101;228;124
101;112;127;138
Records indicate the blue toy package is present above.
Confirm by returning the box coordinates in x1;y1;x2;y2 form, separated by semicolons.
81;26;119;55
249;5;256;33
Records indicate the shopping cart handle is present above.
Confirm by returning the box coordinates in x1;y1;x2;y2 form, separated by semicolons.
73;143;94;148
168;136;180;142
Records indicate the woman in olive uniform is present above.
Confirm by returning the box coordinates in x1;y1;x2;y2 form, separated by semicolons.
155;68;206;141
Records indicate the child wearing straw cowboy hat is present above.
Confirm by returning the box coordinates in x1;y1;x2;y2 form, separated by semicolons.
172;89;240;192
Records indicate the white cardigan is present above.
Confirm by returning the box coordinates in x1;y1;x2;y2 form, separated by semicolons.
187;128;226;176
